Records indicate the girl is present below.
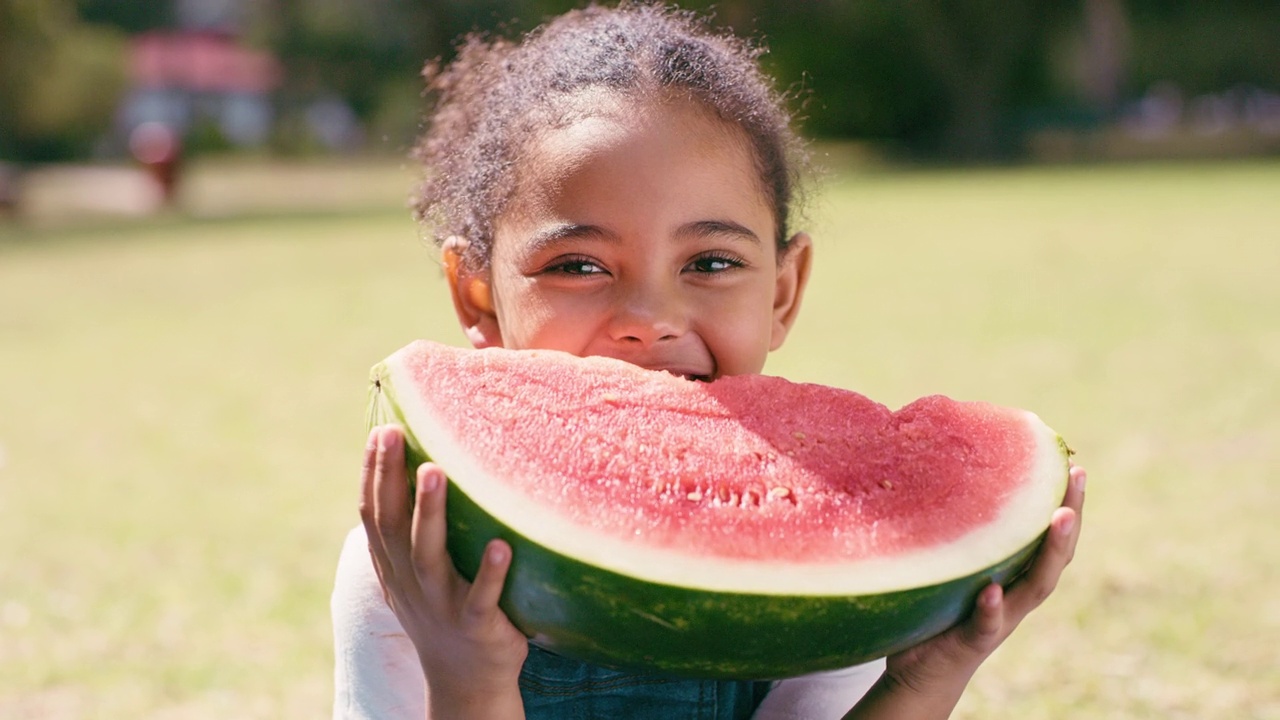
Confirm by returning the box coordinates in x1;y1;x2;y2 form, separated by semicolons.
333;4;1086;719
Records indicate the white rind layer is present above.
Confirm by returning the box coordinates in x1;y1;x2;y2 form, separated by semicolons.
384;351;1067;596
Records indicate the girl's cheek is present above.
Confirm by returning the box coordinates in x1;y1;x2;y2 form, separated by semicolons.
521;303;601;354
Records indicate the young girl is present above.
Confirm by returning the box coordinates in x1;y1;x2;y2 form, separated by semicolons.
332;5;1086;718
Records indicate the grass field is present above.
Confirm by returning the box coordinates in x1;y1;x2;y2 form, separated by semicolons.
2;159;1278;718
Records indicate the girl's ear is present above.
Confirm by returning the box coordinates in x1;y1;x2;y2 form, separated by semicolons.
769;232;813;351
442;237;503;348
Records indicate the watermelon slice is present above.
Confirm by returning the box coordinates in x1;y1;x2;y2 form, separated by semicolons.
368;340;1069;679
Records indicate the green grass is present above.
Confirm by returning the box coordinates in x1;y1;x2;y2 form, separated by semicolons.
2;159;1278;718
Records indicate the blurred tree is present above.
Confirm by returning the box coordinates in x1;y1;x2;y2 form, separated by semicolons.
627;0;1070;158
1124;0;1280;93
256;0;544;152
75;0;173;32
0;0;128;162
1079;0;1130;114
896;0;1072;158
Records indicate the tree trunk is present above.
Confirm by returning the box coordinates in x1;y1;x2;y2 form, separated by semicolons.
1081;0;1130;114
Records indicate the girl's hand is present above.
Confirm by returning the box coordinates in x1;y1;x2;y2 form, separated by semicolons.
360;424;528;719
869;464;1087;712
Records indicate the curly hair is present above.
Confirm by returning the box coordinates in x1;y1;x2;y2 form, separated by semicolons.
412;2;806;270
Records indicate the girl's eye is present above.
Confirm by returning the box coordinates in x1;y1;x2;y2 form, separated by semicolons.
545;256;606;275
686;253;745;274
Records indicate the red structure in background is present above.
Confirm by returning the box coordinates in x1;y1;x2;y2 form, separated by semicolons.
129;31;282;95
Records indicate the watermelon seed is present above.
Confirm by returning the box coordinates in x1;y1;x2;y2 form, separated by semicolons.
686;491;703;502
792;431;806;440
880;479;894;490
768;486;791;500
602;393;620;403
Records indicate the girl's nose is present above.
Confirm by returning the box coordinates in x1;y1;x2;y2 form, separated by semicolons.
607;285;686;346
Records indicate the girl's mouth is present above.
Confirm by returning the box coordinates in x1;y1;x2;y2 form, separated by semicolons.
658;369;713;383
627;358;716;383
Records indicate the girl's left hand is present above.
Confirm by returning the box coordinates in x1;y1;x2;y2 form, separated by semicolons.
882;463;1086;700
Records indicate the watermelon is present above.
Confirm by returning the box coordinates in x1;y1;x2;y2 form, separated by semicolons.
368;340;1069;679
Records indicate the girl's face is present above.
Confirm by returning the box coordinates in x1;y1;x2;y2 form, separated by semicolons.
446;97;810;379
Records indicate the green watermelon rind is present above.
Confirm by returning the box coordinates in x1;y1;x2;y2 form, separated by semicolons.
368;359;1066;679
443;462;1044;679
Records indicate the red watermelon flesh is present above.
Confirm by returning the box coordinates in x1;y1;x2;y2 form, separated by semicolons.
379;341;1064;599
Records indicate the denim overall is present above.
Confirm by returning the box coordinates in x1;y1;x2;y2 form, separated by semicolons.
519;643;772;719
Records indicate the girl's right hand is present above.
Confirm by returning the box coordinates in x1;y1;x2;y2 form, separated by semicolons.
360;424;529;719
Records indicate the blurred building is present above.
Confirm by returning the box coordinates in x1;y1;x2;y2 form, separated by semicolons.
118;30;282;149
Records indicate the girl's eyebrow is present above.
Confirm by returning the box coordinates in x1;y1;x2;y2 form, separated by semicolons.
525;223;609;252
526;219;759;252
677;219;760;244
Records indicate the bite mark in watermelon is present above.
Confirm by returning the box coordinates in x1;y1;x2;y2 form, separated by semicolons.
368;340;1069;678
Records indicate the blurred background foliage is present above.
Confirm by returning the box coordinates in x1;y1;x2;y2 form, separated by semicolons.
0;0;129;161
1;0;1278;163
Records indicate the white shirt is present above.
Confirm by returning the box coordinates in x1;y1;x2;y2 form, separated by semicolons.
332;526;884;719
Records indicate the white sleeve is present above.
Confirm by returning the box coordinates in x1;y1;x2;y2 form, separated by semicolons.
331;525;883;720
332;525;427;720
752;658;886;720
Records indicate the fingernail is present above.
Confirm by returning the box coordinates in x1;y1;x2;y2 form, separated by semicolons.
982;585;1000;608
1059;513;1076;536
421;469;439;493
366;427;380;449
382;428;400;452
1073;472;1086;494
488;542;509;564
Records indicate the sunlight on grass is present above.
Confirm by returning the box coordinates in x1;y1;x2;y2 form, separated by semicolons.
2;160;1277;718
